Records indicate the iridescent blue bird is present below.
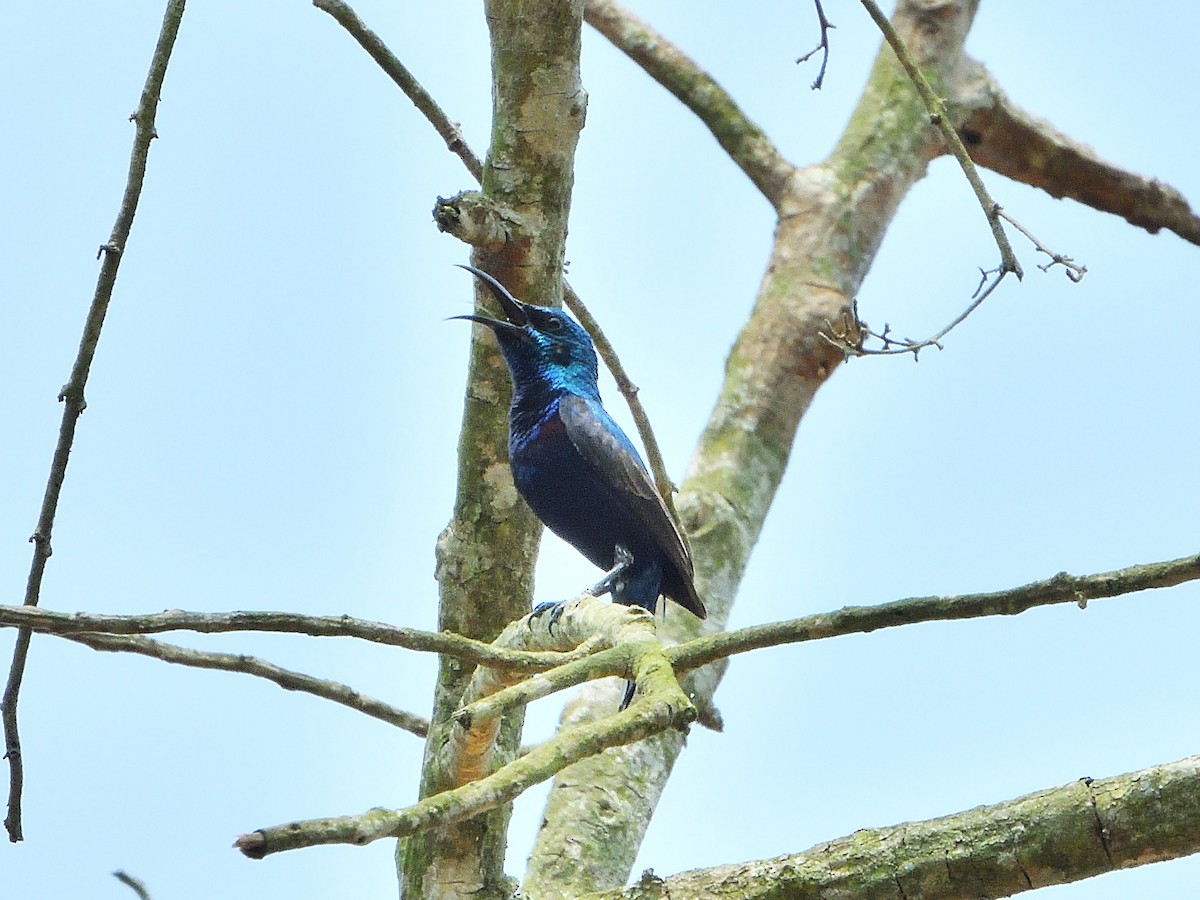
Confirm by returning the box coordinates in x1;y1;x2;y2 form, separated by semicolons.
454;265;705;703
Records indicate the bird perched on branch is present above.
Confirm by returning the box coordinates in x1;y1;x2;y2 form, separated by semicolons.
454;265;706;704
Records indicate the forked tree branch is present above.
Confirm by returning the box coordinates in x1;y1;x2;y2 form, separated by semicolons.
3;0;188;844
234;673;695;859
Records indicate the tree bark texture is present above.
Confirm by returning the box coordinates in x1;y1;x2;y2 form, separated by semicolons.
400;2;587;898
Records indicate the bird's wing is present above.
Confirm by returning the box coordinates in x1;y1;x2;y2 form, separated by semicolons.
558;394;704;618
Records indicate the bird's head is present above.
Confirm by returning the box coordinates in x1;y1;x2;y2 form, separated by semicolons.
453;265;600;397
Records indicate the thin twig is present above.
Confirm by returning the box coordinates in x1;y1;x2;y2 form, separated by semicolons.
795;0;835;90
561;283;683;530
2;0;188;844
64;633;429;736
997;208;1088;281
858;0;1022;280
669;552;1200;671
0;606;581;672
312;0;482;181
821;266;1007;358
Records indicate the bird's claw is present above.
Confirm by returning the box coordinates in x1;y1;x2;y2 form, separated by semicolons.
529;600;566;633
619;678;637;711
589;545;634;598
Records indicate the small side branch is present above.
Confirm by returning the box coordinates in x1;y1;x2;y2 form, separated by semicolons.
822;267;1007;359
3;0;188;844
858;0;1021;279
997;208;1087;281
562;283;684;529
795;0;835;90
64;633;429;736
312;0;482;180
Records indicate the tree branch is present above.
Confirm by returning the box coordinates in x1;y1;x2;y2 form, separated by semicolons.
955;64;1200;246
3;0;187;844
584;0;794;208
235;678;695;860
669;552;1200;671
588;755;1200;899
62;632;429;736
0;605;579;671
446;598;656;785
311;0;482;181
858;0;1021;280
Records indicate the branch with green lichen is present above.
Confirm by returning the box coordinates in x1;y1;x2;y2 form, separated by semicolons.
669;551;1200;672
584;755;1200;900
234;668;695;860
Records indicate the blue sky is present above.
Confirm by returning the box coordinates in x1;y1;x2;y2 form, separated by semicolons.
3;2;1198;897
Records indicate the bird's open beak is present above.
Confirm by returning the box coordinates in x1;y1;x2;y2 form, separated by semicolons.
451;264;531;335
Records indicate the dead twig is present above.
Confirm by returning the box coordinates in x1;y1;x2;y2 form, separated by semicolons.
3;0;188;843
796;0;835;90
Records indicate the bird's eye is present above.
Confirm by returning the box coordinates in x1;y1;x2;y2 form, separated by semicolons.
542;317;564;332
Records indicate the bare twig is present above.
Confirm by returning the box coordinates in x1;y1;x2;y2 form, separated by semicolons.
64;633;429;736
113;871;152;900
822;266;1007;358
3;0;187;844
0;605;582;671
795;0;835;90
312;0;482;181
858;0;1023;280
561;283;684;531
997;208;1088;281
669;552;1200;671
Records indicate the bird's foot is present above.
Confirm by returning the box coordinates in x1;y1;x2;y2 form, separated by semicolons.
529;600;566;632
589;545;634;598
